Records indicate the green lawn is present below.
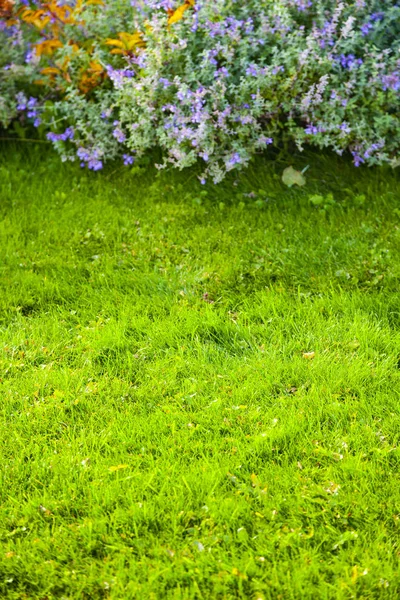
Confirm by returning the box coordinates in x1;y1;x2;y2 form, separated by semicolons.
0;145;399;599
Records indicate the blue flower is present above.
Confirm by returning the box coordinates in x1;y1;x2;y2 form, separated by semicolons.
88;159;103;171
123;154;135;165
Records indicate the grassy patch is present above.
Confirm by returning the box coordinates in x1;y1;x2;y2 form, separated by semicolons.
0;145;399;599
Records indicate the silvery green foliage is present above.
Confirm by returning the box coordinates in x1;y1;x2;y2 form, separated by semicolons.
3;0;400;181
111;0;400;181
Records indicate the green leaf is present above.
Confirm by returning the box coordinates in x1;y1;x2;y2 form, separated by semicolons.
282;166;306;188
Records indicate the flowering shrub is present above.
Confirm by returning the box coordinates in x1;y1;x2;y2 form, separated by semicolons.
1;0;400;181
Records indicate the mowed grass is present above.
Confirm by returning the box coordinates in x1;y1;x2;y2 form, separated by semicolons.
0;144;400;599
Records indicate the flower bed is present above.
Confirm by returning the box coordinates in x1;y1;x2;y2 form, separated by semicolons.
1;0;400;181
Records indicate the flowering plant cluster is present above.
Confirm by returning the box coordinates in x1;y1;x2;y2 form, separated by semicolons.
1;0;400;181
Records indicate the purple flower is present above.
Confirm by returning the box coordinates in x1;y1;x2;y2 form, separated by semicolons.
25;50;35;64
293;0;312;11
305;125;319;135
16;92;27;111
88;159;103;171
123;154;135;165
64;127;74;140
259;136;273;145
46;127;74;143
214;67;229;78
77;148;90;161
159;77;172;89
381;72;400;92
360;22;373;36
246;64;258;77
351;152;365;167
338;54;363;70
106;65;135;89
113;125;126;143
370;12;384;22
228;152;241;166
339;122;351;134
363;141;384;159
